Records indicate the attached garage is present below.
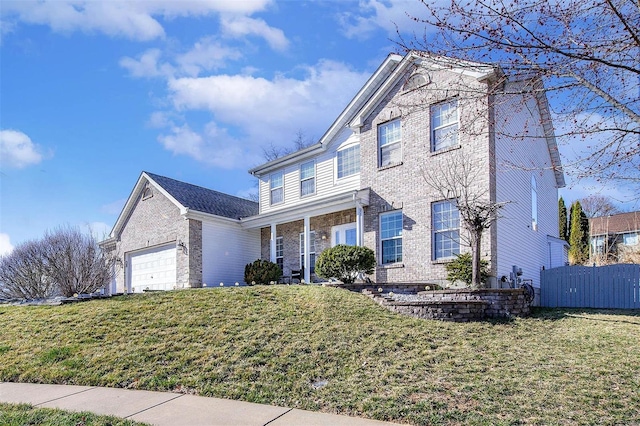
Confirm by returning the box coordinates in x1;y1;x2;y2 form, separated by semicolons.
127;244;177;293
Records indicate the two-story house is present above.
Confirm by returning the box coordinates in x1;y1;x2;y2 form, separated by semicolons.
243;51;567;287
590;211;640;264
103;51;566;294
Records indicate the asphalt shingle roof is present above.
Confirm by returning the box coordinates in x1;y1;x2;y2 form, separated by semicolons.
145;172;258;220
590;211;640;236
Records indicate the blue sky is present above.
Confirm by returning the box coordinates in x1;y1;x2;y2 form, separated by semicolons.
0;0;637;255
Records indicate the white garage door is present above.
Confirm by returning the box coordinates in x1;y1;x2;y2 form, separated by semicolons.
128;244;176;293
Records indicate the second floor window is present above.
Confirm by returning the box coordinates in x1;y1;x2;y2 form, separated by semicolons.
300;161;315;197
270;171;283;205
380;210;403;264
337;144;360;179
378;119;401;167
433;200;460;260
431;99;458;152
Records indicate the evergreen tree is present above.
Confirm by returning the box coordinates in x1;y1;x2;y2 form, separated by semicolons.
558;197;568;241
568;201;589;265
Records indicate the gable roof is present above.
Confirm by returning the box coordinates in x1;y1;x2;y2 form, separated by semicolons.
107;172;257;240
144;172;258;219
590;211;640;236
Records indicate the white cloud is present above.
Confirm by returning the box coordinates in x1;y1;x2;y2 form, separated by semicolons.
1;0;273;41
220;15;289;51
157;122;249;169
163;59;369;168
0;233;14;256
119;48;174;78
338;0;434;40
175;37;243;77
0;129;44;169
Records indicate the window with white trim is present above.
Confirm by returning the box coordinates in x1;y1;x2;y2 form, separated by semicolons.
300;161;315;197
531;175;538;231
332;223;357;247
433;200;460;260
337;144;360;179
300;231;316;273
380;210;403;264
275;236;284;271
378;119;401;167
270;171;283;205
431;99;458;152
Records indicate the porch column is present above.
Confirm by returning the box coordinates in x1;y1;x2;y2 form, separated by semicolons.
356;201;364;247
270;223;277;263
303;215;311;283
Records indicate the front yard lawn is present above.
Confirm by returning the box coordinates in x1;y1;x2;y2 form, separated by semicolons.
1;286;639;425
0;403;147;426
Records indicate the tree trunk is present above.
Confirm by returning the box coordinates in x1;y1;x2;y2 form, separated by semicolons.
471;232;482;288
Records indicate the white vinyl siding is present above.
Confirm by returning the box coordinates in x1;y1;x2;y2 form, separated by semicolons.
337;144;360;179
495;83;562;287
300;161;315;197
270;171;284;205
378;119;401;167
258;128;361;215
432;200;460;260
202;220;261;286
380;210;403;264
431;99;458;151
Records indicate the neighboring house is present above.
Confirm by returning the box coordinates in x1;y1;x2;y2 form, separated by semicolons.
245;51;567;288
590;211;640;264
103;51;567;292
100;172;259;294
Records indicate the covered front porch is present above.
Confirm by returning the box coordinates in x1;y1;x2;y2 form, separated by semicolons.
241;189;370;283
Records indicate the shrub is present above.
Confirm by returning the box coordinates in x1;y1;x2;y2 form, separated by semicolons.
445;253;489;287
244;259;282;285
315;245;375;284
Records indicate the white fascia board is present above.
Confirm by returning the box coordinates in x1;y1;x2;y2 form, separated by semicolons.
248;143;324;178
110;172;188;239
533;85;566;188
183;209;242;226
240;188;370;229
547;234;570;247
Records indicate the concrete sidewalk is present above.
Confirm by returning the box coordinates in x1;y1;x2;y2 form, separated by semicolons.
0;382;401;426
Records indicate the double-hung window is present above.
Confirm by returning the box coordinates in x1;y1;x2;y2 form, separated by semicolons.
275;236;284;271
300;231;316;273
431;99;458;152
337;144;360;179
380;210;403;264
433;200;460;260
378;119;401;167
270;171;283;205
300;161;315;197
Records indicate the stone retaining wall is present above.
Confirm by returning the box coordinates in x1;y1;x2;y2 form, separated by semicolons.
359;287;531;322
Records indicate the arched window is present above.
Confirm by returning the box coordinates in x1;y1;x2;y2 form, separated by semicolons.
142;186;153;200
403;72;430;91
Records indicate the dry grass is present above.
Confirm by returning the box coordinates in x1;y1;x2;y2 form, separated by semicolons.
0;403;147;425
1;286;639;425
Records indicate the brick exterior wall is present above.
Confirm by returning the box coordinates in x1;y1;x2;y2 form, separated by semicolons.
114;185;203;292
358;67;496;284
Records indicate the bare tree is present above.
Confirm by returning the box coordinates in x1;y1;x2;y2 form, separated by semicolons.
422;153;508;288
404;0;639;191
261;129;316;161
0;226;118;299
580;194;621;218
0;240;54;299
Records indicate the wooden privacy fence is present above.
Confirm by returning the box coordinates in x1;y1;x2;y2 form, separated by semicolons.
541;264;640;308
